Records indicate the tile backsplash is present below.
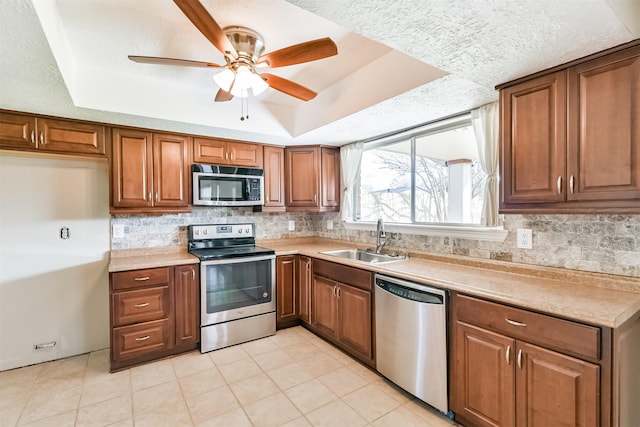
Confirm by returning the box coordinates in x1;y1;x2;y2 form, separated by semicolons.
112;210;640;278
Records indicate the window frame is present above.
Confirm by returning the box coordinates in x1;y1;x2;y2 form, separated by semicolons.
347;113;507;242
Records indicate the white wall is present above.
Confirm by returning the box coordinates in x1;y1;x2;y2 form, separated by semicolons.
0;153;110;371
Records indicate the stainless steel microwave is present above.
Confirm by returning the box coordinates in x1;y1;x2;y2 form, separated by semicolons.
192;164;264;206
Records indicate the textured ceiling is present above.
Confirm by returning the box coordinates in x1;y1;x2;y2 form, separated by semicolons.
0;0;637;147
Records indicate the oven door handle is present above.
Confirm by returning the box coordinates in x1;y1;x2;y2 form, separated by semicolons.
199;254;275;266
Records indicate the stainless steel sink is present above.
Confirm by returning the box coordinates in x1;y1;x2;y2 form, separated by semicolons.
320;249;406;264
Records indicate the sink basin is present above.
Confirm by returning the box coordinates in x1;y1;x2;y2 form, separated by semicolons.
321;249;406;264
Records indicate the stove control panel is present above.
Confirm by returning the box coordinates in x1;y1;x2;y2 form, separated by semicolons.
190;223;255;240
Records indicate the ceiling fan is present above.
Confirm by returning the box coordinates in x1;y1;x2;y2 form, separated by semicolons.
128;0;338;102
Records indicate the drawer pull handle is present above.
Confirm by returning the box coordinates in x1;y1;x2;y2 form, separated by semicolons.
506;318;527;327
30;130;35;144
569;175;575;194
134;277;151;281
506;345;511;365
517;349;523;369
135;335;151;341
134;302;150;308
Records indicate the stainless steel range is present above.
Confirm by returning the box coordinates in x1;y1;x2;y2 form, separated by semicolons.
188;223;276;353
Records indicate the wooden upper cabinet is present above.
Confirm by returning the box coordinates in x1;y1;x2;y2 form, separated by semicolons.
111;128;190;213
263;145;286;211
193;137;263;168
567;46;640;202
500;71;566;205
0;111;105;156
285;145;340;212
153;133;190;207
499;41;640;213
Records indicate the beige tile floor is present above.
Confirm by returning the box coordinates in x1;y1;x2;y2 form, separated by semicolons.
0;326;459;427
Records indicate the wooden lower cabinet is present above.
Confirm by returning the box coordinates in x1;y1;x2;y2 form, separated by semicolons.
110;264;200;371
297;255;312;324
276;256;298;328
310;259;374;367
451;293;606;427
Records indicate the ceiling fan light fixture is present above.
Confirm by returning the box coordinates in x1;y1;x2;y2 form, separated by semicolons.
213;68;235;92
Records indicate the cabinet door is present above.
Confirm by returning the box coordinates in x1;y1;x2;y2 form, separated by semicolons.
311;274;338;339
229;141;264;167
38;118;106;156
153;133;190;207
337;284;371;361
321;147;340;209
567;46;640;202
193;137;227;164
0;112;36;150
276;255;297;328
297;256;312;324
285;146;320;208
263;146;286;209
174;265;199;351
516;341;599;427
501;71;566;205
111;128;153;208
452;322;515;427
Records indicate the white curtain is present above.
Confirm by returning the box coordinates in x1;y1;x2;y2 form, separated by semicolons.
339;141;364;221
471;102;500;227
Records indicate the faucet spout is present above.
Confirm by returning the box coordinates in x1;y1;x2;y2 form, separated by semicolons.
376;218;388;254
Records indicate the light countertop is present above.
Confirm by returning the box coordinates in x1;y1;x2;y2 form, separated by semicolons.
109;239;640;328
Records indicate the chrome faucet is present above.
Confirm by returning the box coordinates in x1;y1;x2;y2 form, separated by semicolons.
375;218;388;254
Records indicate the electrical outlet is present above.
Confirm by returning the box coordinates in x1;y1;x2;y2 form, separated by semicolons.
516;228;532;249
112;224;125;238
288;220;295;231
327;220;334;230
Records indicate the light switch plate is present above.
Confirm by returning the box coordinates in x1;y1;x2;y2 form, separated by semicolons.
288;220;295;231
327;220;334;230
516;228;532;249
113;224;125;238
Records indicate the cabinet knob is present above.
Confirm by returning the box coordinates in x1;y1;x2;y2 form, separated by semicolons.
556;176;562;194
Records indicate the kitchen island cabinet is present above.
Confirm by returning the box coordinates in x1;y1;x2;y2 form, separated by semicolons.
499;40;640;213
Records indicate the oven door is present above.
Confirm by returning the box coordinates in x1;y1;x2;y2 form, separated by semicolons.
200;254;275;326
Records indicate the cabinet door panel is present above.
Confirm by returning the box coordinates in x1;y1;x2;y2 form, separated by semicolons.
264;146;285;208
311;275;337;339
501;71;566;204
112;128;153;207
337;284;371;360
153;133;189;207
452;322;515;427
229;142;263;167
193;137;227;164
321;147;340;208
567;46;640;201
174;265;199;350
297;256;312;323
0;112;35;150
112;286;171;327
516;342;599;427
276;256;297;327
286;147;319;207
39;118;105;155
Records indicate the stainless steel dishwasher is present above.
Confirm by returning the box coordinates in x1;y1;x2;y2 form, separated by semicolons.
375;274;449;415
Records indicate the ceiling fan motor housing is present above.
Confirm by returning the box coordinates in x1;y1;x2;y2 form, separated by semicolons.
224;26;265;62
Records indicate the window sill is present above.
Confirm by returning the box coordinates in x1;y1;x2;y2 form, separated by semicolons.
343;221;508;242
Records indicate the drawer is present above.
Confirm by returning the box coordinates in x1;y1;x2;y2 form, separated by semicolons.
313;258;373;291
112;286;171;327
112;319;172;362
456;294;601;361
111;267;171;291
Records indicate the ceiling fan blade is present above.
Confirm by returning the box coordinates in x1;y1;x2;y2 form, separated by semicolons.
128;55;223;68
258;37;337;68
173;0;237;58
215;88;234;102
261;73;317;101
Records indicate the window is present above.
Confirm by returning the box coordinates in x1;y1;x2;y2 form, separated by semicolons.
354;116;487;225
